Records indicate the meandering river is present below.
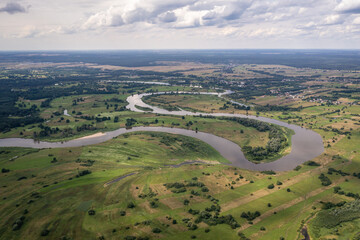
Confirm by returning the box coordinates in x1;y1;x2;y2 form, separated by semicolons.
0;91;324;171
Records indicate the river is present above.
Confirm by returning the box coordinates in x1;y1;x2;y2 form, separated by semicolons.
0;91;324;171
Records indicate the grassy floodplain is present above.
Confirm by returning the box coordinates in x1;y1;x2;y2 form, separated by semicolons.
0;52;360;240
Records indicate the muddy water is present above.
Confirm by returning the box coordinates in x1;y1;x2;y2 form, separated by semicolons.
0;91;324;171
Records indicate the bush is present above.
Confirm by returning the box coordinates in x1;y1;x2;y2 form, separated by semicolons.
40;229;50;236
204;228;210;233
127;203;135;208
305;161;320;166
260;226;266;231
294;165;302;171
124;236;136;240
88;210;95;215
241;211;261;221
319;173;332;186
201;187;209;192
261;170;276;175
120;211;126;216
1;168;10;173
12;216;25;231
267;184;275;189
276;181;283;185
152;228;162;233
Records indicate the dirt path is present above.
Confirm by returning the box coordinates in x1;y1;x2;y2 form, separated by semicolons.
238;178;345;233
221;167;323;212
222;160;350;213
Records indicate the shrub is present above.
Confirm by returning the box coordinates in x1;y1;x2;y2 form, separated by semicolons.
12;216;25;231
305;161;320;166
40;229;50;236
127;203;135;208
267;184;275;189
120;211;126;216
88;210;95;215
201;187;209;192
294;165;302;171
1;168;10;173
260;226;266;231
152;228;162;233
318;173;332;186
124;236;136;240
261;170;276;175
276;181;283;185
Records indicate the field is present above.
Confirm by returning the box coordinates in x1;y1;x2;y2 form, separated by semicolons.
0;52;360;240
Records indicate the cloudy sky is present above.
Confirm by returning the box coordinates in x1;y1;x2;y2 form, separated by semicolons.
0;0;360;50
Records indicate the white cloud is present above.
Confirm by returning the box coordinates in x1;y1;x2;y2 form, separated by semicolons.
1;0;360;49
335;0;360;14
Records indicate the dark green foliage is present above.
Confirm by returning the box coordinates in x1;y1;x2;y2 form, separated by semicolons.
320;201;346;209
327;167;349;176
124;236;136;240
12;216;25;231
312;200;360;237
120;211;126;216
125;118;137;127
127;203;135;208
305;161;320;166
276;181;283;185
183;199;190;205
261;170;276;175
238;232;250;240
318;173;332;186
40;229;50;236
88;210;95;215
241;211;261;221
1;168;10;173
334;186;360;199
149;200;158;208
17;176;27;181
294;165;302;171
201;187;209;192
76;170;91;177
267;184;275;189
152;228;162;233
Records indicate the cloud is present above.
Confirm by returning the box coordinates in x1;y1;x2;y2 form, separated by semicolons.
82;0;253;30
335;0;360;14
0;2;30;14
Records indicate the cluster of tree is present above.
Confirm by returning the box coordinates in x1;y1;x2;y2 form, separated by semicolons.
188;204;240;229
125;118;137;127
76;170;91;178
12;216;25;231
318;173;332;186
327;167;349;176
254;104;300;112
241;211;261;221
334;186;360;199
320;200;346;209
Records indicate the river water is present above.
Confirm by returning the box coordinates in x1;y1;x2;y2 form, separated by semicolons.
0;91;324;171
